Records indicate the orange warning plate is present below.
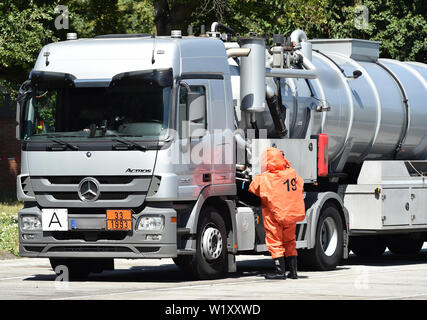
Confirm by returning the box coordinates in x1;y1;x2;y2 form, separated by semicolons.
106;209;132;231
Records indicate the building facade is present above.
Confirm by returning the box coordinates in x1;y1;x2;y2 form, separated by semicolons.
0;91;20;194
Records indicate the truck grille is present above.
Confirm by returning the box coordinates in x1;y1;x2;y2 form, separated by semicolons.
49;231;129;241
29;175;152;208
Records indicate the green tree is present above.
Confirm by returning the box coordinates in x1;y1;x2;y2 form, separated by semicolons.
1;0;426;104
0;0;56;99
321;0;427;62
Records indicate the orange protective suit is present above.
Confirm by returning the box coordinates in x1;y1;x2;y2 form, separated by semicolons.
249;147;305;259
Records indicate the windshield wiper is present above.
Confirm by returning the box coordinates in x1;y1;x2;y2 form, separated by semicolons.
47;138;79;151
111;137;147;152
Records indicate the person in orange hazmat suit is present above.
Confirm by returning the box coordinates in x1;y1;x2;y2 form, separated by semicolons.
249;147;306;279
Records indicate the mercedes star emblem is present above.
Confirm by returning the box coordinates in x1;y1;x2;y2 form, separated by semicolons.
78;177;100;202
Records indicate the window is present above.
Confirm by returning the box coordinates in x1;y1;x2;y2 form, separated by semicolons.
178;85;206;138
23;85;171;141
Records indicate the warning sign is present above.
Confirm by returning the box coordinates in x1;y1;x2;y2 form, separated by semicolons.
41;209;68;231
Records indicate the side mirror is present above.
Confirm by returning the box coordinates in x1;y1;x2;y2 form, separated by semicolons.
187;91;206;138
16;101;21;140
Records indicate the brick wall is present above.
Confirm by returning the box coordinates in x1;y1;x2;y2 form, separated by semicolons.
0;117;21;192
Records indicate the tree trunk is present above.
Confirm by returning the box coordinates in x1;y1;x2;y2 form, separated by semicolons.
154;0;171;35
154;0;200;36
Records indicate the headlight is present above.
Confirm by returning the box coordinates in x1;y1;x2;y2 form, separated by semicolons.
21;216;42;231
136;215;164;231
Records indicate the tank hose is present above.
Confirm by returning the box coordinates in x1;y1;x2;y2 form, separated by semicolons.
376;61;410;158
266;94;288;138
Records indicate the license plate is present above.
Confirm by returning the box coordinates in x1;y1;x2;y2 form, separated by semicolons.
41;209;68;231
106;210;132;231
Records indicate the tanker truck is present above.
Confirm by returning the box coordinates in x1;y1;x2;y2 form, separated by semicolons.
15;23;427;279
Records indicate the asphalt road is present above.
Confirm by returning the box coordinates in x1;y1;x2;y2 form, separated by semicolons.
1;246;427;300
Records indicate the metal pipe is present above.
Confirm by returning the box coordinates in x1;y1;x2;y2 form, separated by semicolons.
240;38;266;112
266;68;317;79
211;22;219;32
226;48;251;58
290;29;308;45
300;52;316;71
265;84;275;99
301;41;312;62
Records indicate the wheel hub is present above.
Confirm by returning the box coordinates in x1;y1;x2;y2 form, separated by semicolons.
201;226;223;261
320;217;338;257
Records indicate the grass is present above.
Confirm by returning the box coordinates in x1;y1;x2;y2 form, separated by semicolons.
0;192;23;256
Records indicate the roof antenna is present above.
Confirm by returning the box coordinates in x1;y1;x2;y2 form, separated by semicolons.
151;33;156;64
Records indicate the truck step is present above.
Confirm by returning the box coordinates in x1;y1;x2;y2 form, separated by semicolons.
177;249;196;255
177;228;191;235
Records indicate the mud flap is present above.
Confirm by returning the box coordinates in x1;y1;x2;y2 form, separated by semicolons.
228;253;237;273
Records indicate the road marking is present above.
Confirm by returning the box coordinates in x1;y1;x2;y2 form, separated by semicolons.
53;263;427;300
0;276;27;281
53;279;264;300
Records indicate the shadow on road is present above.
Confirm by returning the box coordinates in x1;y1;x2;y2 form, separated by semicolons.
24;257;278;283
341;248;427;267
23;249;427;283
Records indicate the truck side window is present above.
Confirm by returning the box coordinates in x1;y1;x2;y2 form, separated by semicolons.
178;85;206;138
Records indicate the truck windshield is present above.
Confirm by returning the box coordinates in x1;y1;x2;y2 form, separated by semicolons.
23;85;171;141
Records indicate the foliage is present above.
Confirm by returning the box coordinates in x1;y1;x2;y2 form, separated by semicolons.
0;0;426;104
0;0;57;100
0;197;22;256
118;0;156;34
321;0;427;62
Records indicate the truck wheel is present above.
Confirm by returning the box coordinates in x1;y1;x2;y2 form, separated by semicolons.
387;237;424;255
350;236;386;257
300;203;343;271
189;206;228;279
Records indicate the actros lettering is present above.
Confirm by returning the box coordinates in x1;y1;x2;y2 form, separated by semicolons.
125;168;152;174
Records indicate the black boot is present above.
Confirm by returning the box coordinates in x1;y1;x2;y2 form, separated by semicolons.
287;256;298;279
264;257;286;280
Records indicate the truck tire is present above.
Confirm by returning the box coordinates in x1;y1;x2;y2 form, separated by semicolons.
350;236;386;257
188;206;228;279
387;237;424;255
300;203;343;271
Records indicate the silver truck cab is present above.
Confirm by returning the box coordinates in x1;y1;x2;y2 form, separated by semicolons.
17;34;238;278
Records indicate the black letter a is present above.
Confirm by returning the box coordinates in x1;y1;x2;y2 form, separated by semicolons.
49;212;62;228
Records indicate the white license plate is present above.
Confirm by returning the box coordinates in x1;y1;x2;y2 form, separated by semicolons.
41;209;68;231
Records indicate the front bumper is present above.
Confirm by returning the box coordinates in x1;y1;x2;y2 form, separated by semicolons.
19;204;177;259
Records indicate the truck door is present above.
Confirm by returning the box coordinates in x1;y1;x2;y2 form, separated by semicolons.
177;79;211;200
208;79;234;185
410;187;427;225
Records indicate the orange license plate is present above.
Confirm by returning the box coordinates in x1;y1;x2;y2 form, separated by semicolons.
106;209;132;231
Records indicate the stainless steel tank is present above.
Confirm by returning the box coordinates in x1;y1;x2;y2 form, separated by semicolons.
234;38;427;168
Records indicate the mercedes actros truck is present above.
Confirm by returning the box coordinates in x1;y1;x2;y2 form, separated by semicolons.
16;23;427;279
